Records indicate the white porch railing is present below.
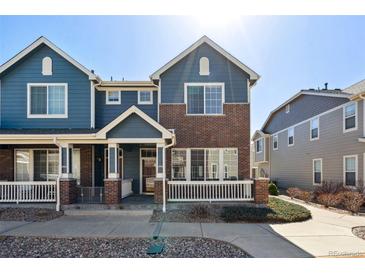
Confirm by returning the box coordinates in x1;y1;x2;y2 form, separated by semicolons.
0;181;57;203
167;180;254;202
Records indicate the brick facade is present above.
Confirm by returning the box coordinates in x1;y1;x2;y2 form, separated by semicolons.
75;144;93;187
0;148;14;181
104;179;121;205
254;178;269;204
160;104;251;180
154;179;167;204
60;178;77;205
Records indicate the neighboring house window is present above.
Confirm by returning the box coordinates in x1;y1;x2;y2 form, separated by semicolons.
223;149;238;180
206;149;219;180
185;83;224;115
106;91;121;104
313;158;322;185
27;83;67;118
273;134;278;150
343;155;357;186
288;127;294;146
310;117;319;140
343;102;357;132
171;150;187;180
42;57;52;76
285;104;290;113
138;91;153;105
199;57;210;76
256;138;263;153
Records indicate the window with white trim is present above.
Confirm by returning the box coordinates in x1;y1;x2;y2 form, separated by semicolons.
343;102;357;132
313;159;322;185
310;117;319;140
42;57;52;76
256;138;263;153
273;134;278;150
106;91;121;104
344;155;357;186
185;83;224;115
206;149;219;181
223;149;238;180
288;127;294;146
199;57;210;76
171;150;187;180
138;91;153;105
27;83;67;118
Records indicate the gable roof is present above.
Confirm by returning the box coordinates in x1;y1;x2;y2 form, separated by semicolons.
150;35;260;86
261;89;350;132
251;130;269;141
0;36;99;80
96;105;174;139
343;79;365;100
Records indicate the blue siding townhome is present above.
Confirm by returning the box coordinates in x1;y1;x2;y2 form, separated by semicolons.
0;36;263;209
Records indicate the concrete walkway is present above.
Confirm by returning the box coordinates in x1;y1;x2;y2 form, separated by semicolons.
270;196;365;257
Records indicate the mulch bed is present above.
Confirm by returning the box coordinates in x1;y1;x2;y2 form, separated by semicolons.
353;226;365;240
0;236;250;258
151;197;311;224
0;208;63;222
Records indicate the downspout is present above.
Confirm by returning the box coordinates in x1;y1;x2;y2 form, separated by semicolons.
53;137;61;212
162;134;176;213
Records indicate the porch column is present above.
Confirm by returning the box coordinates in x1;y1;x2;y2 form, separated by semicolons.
60;144;73;178
107;143;119;179
58;144;77;206
104;143;121;205
156;144;166;212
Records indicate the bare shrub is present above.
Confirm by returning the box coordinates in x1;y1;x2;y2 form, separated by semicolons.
316;193;343;208
313;181;345;196
339;192;365;214
297;190;312;203
286;187;301;199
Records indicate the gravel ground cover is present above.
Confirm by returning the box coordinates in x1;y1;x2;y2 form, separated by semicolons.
0;236;250;258
151;197;311;223
353;226;365;240
0;208;63;222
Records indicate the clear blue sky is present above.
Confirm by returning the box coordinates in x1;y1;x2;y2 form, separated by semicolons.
1;16;365;133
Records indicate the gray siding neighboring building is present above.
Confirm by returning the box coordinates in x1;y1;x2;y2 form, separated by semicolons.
269;100;364;190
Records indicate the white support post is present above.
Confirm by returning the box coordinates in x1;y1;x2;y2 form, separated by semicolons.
59;144;73;179
107;143;119;179
156;143;166;212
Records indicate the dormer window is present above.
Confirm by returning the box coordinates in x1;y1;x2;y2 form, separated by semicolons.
199;57;210;76
42;57;52;76
285;104;290;113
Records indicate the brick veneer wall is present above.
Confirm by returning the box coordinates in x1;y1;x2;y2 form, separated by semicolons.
154;179;168;204
60;178;77;205
0;148;14;181
75;145;93;187
104;179;121;205
160;104;250;179
254;178;269;204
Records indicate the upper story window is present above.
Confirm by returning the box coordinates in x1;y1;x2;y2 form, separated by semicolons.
138;91;153;105
27;83;67;118
343;155;357;187
199;57;210;76
106;91;121;105
343;102;357;132
285;104;290;113
273;134;278;150
256;138;263;153
42;57;52;76
185;83;224;115
288;127;294;146
310;117;319;140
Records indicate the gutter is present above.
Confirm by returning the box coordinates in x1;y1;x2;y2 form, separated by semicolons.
53;137;61;212
162;134;176;213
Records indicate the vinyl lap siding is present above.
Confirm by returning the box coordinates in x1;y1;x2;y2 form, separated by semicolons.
264;95;349;134
95;91;157;128
271;100;364;190
0;44;91;129
160;43;250;104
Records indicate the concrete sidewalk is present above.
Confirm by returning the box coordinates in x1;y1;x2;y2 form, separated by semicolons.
0;212;311;258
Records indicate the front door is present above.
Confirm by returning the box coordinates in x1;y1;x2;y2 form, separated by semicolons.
140;149;156;194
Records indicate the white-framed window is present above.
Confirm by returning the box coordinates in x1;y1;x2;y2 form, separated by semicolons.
273;134;278;150
171;148;238;181
343;155;358;187
199;57;210;76
42;57;52;76
138;91;153;105
288;127;294;146
343;102;357;133
313;158;322;185
285;104;290;113
256;138;263;153
184;83;225;115
106;91;121;104
27;83;67;118
310;117;319;140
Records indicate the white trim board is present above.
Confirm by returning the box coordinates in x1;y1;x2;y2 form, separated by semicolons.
0;36;98;80
150;36;260;84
